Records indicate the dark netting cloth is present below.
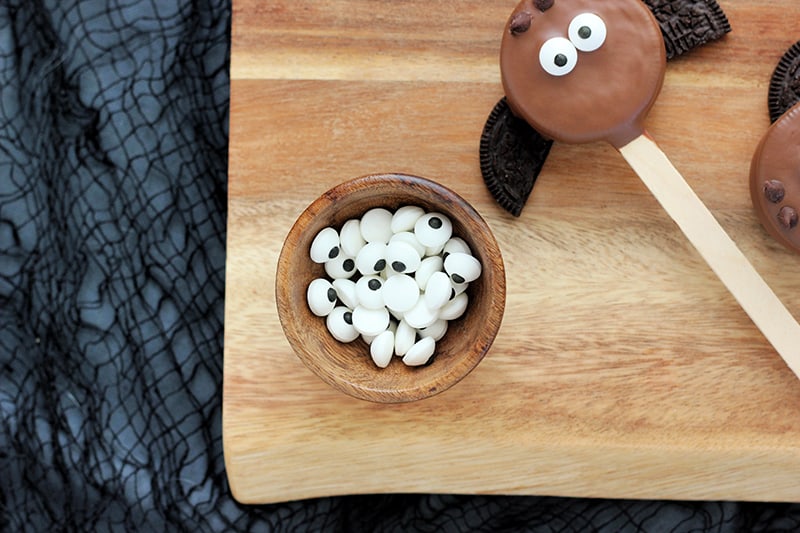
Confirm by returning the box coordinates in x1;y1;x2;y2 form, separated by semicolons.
1;0;800;531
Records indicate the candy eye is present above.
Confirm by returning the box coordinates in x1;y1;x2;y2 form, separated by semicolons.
568;13;606;52
444;252;482;284
538;37;577;76
360;207;393;244
355;241;387;275
326;306;360;343
332;278;358;309
307;278;337;317
310;227;340;263
355;275;385;310
324;253;356;279
414;212;453;248
339;218;365;257
351;306;390;337
386;240;421;274
382;274;420;314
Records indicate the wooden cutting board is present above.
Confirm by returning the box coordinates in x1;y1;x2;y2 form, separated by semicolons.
224;0;800;504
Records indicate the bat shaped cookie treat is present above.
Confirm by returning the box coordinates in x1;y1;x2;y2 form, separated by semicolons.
496;0;800;379
481;0;731;215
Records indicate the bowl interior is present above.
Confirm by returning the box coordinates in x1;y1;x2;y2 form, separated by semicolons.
276;174;505;402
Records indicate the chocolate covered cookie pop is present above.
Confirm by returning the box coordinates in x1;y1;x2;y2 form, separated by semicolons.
482;0;730;216
750;102;800;254
500;0;800;379
501;0;665;147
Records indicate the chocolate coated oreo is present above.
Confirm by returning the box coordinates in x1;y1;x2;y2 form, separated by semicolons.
750;102;800;254
479;98;553;217
643;0;731;60
768;40;800;123
481;0;731;215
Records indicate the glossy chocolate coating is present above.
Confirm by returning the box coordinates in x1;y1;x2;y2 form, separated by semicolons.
750;102;800;254
500;0;666;147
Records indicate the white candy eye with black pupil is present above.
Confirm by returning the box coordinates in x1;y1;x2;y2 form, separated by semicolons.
568;13;606;52
538;37;577;76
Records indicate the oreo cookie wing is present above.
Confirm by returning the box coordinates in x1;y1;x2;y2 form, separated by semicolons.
479;97;553;217
643;0;731;60
769;40;800;123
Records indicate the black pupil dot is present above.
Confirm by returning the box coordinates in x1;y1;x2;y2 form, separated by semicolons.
578;26;591;39
450;288;456;300
452;273;465;284
343;312;353;325
428;217;443;229
328;246;339;259
392;261;406;272
374;259;386;271
554;54;567;67
343;259;354;271
368;279;381;290
327;288;337;302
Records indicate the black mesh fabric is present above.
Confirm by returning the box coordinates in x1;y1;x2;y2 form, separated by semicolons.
1;1;799;531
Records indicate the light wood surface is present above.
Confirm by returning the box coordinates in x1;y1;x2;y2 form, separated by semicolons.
224;0;800;504
619;134;800;378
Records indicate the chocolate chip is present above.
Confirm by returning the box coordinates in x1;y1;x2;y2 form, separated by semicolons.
778;206;799;229
764;179;786;203
534;0;553;12
509;11;531;35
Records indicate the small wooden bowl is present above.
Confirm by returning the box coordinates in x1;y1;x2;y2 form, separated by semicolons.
276;173;506;403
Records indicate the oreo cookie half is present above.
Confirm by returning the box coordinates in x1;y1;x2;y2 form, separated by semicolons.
481;0;732;216
479;98;553;217
768;40;800;123
643;0;731;60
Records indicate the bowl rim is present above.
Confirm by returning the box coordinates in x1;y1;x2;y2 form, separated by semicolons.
275;173;506;403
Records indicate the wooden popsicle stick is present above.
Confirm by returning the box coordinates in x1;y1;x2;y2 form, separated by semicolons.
618;133;800;379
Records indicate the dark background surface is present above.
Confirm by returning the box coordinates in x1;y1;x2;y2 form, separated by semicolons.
1;0;799;530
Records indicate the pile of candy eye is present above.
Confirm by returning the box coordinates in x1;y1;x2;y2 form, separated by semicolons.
306;205;482;369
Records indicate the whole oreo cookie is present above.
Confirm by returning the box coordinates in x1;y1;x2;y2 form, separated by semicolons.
481;0;731;215
768;40;800;123
479;98;553;217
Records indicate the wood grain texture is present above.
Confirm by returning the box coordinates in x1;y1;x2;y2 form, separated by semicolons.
619;134;800;377
224;0;800;503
